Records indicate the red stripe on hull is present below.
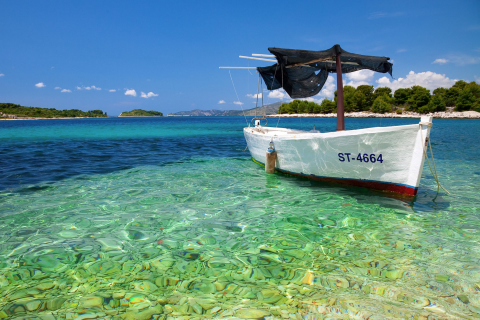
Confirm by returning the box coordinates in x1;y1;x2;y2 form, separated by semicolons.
275;168;418;196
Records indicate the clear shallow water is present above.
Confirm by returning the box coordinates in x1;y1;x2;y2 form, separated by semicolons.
0;117;479;319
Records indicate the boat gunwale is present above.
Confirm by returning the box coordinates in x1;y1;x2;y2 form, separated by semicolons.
244;122;422;140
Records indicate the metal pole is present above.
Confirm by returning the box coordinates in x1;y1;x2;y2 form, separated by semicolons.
335;46;345;131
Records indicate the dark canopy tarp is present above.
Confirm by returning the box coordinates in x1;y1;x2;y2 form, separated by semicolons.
257;44;393;99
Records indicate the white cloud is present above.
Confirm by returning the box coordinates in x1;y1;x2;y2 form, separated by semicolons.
233;101;244;105
140;91;159;99
315;76;336;99
268;90;286;99
368;11;404;19
397;48;407;53
446;54;480;66
54;87;61;90
299;96;325;104
35;82;46;88
218;100;226;104
376;71;457;91
0;73;4;77
433;58;448;64
125;89;137;97
61;89;71;93
76;85;101;90
345;70;375;88
247;93;263;99
109;89;116;92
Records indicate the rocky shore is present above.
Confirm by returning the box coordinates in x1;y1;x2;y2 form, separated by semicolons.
266;111;480;119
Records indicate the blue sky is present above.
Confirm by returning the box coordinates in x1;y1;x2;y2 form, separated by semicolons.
1;0;479;116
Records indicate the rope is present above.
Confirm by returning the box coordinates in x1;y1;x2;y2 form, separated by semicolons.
276;64;283;128
420;124;450;195
255;74;261;118
229;70;248;126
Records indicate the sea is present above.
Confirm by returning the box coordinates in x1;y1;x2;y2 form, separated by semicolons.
0;116;479;319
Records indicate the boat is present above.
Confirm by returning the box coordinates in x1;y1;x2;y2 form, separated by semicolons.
224;45;433;197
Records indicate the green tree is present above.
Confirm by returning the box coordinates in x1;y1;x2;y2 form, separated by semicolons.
278;103;290;114
427;94;446;112
334;86;357;112
452;80;468;91
406;86;431;112
355;85;375;111
444;87;460;107
319;99;336;113
456;90;475;111
374;87;392;100
306;101;316;113
394;88;412;106
432;87;447;97
371;96;392;114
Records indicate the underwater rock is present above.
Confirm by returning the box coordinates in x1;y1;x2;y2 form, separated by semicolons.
25;299;43;311
131;280;158;293
78;296;104;309
235;308;271;319
435;274;449;282
384;270;404;279
122;305;163;320
46;297;66;311
112;292;126;299
97;238;123;251
36;281;55;291
195;298;217;310
457;294;469;304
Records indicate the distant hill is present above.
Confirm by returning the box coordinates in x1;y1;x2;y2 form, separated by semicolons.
167;102;282;117
119;109;163;117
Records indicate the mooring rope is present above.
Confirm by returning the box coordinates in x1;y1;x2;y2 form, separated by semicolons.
420;124;450;195
229;70;248;126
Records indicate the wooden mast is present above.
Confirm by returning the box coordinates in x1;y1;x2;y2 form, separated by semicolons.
335;45;345;131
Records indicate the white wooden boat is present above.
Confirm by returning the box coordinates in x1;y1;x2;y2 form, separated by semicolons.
222;45;432;196
244;116;432;196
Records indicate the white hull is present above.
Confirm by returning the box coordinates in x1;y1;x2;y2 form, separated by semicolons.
244;117;432;196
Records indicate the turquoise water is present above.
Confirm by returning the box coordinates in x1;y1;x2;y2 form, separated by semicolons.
0;117;479;319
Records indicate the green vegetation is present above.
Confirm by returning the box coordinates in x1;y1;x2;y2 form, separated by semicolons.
0;103;107;118
120;109;163;117
277;80;480;114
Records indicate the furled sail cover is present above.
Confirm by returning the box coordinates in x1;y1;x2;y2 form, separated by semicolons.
257;44;393;99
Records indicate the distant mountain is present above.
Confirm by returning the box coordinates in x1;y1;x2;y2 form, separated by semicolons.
167;102;282;117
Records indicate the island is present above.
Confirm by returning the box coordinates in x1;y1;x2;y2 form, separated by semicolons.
119;109;163;117
0;103;107;119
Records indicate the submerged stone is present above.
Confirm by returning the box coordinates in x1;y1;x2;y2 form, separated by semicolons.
25;299;42;311
79;296;104;309
36;281;55;291
457;294;469;304
46;297;66;311
235;308;270;319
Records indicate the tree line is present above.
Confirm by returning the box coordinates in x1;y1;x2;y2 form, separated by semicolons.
120;109;163;116
278;80;480;114
0;103;108;118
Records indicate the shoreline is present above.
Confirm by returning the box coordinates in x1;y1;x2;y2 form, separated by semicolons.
266;111;480;119
0;116;108;121
2;111;480;120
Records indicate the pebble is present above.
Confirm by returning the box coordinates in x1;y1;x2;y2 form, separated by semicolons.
25;299;42;311
79;296;104;309
112;292;125;299
46;297;66;311
235;308;271;319
36;281;55;291
457;294;469;304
